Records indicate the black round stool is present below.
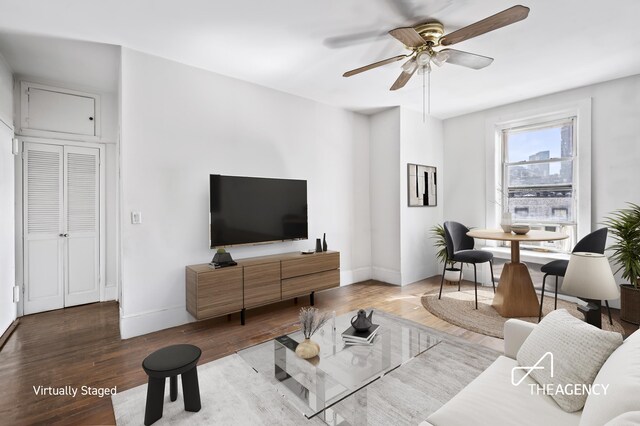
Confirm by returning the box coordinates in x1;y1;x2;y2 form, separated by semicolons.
142;344;202;425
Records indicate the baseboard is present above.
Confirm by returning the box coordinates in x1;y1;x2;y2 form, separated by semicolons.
103;285;118;301
119;305;193;339
0;319;20;352
372;267;402;285
340;267;372;285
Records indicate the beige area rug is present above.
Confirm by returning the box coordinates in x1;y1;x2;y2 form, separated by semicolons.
421;284;625;338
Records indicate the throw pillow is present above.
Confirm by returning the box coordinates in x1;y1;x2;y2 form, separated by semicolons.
516;309;623;412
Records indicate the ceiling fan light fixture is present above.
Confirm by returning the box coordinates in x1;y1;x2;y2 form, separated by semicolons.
432;50;450;67
417;62;432;75
401;58;418;74
416;51;431;67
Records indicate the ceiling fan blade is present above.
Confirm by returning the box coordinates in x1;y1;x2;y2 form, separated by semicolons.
440;5;530;46
439;48;494;69
388;27;425;48
390;60;417;90
343;55;409;77
324;30;389;49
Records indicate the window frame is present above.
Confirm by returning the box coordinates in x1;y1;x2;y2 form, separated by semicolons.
484;100;592;255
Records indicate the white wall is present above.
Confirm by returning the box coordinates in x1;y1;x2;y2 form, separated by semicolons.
119;48;372;337
369;108;401;284
0;52;11;128
0;51;15;335
443;74;640;302
369;107;445;286
400;109;444;285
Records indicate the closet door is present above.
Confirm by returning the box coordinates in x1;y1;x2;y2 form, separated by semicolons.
63;146;100;307
23;142;64;314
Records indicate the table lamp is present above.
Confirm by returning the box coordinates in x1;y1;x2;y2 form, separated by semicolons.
561;252;620;328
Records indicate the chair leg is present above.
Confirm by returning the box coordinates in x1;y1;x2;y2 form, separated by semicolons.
438;258;447;300
489;261;496;293
181;367;201;412
554;276;559;310
473;263;478;310
144;376;165;426
170;375;178;402
605;300;613;325
458;264;463;292
539;274;548;323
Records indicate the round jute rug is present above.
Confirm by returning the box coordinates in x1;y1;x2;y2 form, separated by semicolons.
421;284;625;338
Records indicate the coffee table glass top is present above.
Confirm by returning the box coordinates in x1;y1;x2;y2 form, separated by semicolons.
237;310;441;421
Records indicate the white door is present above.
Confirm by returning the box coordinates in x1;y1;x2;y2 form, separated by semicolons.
64;146;100;306
23;143;64;314
23;142;100;314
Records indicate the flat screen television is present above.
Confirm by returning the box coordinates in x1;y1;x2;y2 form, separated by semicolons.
210;174;308;247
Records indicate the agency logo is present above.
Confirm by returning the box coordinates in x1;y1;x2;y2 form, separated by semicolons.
511;352;609;396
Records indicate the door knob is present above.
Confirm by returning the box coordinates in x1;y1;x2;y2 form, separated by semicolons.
59;234;64;237
60;233;69;237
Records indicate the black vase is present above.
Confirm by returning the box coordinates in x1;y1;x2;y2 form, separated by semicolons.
322;233;327;252
315;238;322;253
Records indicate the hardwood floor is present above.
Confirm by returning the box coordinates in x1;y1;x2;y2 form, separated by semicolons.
0;277;634;425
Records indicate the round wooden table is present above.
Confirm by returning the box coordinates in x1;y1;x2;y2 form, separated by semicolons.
466;229;568;318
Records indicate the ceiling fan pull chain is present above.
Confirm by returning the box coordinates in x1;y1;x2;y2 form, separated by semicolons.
428;67;431;116
422;69;426;123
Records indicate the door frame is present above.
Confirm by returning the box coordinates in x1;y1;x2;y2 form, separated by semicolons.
16;136;106;316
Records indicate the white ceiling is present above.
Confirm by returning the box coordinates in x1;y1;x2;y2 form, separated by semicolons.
0;0;639;118
0;32;119;93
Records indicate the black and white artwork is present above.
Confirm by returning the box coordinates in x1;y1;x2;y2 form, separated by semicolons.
408;163;437;207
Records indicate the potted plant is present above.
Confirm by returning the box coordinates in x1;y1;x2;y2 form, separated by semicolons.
604;203;640;324
430;224;463;284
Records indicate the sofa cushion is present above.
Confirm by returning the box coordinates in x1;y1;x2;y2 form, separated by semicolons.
580;329;640;426
427;356;581;426
604;411;640;426
517;309;623;412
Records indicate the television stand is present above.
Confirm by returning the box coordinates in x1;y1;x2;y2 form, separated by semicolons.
186;251;339;324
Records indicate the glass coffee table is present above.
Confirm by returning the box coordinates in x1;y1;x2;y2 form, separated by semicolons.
238;310;441;425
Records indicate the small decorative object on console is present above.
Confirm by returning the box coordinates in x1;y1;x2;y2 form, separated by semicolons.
351;309;374;332
511;223;530;235
209;248;237;268
315;238;322;253
322;233;328;251
295;307;329;359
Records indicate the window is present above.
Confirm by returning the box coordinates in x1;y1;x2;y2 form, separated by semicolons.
501;117;576;252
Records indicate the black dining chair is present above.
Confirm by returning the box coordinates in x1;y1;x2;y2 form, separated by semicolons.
438;221;496;309
538;228;612;324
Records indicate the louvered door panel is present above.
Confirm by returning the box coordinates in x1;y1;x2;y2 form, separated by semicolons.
23;142;64;314
64;146;100;307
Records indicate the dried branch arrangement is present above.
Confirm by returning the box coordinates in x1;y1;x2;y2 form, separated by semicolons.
299;307;329;339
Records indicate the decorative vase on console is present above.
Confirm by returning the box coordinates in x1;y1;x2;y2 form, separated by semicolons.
501;212;513;233
322;233;328;252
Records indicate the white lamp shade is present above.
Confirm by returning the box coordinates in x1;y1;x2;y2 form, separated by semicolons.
562;252;620;300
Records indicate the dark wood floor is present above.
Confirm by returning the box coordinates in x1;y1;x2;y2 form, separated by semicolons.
0;277;635;425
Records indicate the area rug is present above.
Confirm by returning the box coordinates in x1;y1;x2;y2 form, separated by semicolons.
421;284;625;338
111;311;500;425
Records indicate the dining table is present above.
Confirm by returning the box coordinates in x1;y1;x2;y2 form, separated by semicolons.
466;229;569;318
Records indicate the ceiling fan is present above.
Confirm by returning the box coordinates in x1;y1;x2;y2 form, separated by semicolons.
343;5;530;91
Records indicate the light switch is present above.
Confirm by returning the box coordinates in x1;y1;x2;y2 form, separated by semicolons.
131;211;142;224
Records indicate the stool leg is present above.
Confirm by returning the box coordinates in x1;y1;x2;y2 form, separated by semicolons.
182;367;201;412
144;376;166;426
554;276;559;310
170;376;178;402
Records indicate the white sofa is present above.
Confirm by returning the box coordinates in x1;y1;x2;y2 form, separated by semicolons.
422;319;640;426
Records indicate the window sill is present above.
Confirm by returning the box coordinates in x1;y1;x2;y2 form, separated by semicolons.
481;246;570;265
